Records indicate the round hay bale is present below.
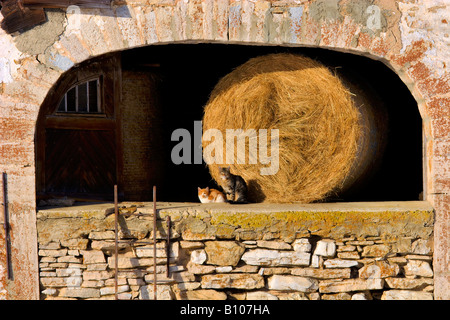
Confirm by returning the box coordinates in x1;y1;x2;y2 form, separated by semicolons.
202;53;361;203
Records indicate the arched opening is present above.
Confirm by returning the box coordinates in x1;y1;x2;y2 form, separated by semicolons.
35;43;423;204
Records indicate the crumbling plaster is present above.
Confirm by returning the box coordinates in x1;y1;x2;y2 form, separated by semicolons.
14;9;66;56
0;0;448;299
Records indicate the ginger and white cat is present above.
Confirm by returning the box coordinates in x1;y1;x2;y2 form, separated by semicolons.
198;187;227;203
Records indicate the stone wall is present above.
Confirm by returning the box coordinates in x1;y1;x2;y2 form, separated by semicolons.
37;201;434;300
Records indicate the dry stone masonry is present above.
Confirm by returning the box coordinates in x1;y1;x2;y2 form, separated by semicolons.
37;202;434;300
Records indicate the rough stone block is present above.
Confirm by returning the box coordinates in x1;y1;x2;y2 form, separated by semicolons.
144;271;195;284
40;272;57;277
135;6;159;44
385;278;433;290
293;238;311;252
337;245;356;252
56;268;82;277
404;260;434;278
40;277;67;288
139;285;174;300
118;292;133;300
362;244;390;257
313;240;336;257
57;256;82;263
319;279;384;293
241;249;310;266
100;285;130;296
59;287;100;299
190;250;207;265
246;291;279;300
59;34;91;64
201;273;264;290
205;241;245;266
82;280;105;288
323;259;359;268
321;292;352;300
136;242;179;258
82;250;106;264
60;239;89;250
107;257;166;269
358;260;400;279
411;239;433;255
351;292;371;300
257;240;292;250
94;9;127;51
65;276;83;288
83;270;113;281
291;267;351;279
154;6;175;42
337;251;360;259
38;249;68;257
115;5;145;48
88;231;115;240
67;250;79;256
90;240;123;251
41;288;57;296
39;242;61;250
381;290;433;300
185;289;227;300
180;241;204;249
206;264;226;274
268;275;318;292
86;263;108;271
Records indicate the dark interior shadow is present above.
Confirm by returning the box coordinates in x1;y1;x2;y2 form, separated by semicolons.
247;179;266;203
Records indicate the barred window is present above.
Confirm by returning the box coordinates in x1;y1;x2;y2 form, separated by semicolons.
57;78;101;113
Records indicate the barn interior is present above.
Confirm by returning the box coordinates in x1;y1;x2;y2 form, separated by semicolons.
35;44;423;204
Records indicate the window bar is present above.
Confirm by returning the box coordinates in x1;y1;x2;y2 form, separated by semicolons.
75;85;79;112
86;81;89;113
97;79;101;113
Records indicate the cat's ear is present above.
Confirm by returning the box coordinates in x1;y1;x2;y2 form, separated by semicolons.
206;187;209;192
198;187;201;191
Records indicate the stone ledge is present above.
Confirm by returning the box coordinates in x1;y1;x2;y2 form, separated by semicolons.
37;201;434;244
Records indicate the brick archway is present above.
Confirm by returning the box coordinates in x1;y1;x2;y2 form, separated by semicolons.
0;1;448;299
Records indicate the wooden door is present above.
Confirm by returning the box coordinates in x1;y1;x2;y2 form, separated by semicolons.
44;129;116;198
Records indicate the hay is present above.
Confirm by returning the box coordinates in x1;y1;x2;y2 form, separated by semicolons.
202;53;361;203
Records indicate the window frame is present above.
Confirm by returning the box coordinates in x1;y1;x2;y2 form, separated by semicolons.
56;77;103;115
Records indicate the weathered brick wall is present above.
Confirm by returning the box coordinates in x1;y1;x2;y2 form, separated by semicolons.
120;70;164;200
36;202;434;300
0;0;449;299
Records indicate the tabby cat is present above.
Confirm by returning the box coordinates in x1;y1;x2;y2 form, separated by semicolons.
218;166;248;203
